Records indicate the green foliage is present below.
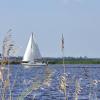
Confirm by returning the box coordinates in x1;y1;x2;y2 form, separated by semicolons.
48;58;100;64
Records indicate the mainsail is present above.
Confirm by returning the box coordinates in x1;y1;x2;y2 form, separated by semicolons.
23;33;41;62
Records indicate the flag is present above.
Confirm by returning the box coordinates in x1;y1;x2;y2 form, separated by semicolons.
61;34;64;51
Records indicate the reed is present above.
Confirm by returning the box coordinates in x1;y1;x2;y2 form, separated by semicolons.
74;79;82;100
0;30;18;100
17;81;42;100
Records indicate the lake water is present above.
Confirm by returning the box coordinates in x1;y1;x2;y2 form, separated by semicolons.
1;64;100;100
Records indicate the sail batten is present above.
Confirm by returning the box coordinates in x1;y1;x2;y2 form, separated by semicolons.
23;33;41;62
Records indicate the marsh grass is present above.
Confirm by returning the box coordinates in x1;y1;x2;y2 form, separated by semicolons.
0;30;21;100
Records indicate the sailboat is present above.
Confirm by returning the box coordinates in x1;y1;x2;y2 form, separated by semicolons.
22;33;46;66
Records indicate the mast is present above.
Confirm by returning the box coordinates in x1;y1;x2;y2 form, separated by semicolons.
31;33;34;62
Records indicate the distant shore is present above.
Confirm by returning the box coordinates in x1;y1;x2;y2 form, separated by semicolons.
0;57;100;64
48;59;100;64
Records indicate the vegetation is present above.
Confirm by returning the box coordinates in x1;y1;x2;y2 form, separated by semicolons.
44;57;100;64
0;30;16;100
1;57;100;64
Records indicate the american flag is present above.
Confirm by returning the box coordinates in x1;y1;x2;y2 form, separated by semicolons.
61;34;64;51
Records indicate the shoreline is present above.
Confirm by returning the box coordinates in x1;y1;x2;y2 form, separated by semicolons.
0;59;100;64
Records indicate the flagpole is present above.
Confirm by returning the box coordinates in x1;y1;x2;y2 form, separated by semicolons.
61;34;67;100
62;46;65;75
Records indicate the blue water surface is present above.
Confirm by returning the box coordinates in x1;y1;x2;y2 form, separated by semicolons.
1;64;100;100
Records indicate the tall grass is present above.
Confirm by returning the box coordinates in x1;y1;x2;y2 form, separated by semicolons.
0;30;17;100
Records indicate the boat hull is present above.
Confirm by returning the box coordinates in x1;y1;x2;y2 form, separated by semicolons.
22;62;47;67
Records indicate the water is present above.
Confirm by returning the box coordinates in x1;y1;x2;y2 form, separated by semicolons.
1;64;100;100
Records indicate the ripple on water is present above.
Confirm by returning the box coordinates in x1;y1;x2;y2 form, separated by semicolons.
1;64;100;100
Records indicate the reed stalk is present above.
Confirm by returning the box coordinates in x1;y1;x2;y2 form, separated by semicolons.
1;29;17;100
74;79;82;100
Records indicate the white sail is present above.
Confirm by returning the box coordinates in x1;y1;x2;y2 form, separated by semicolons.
23;33;41;62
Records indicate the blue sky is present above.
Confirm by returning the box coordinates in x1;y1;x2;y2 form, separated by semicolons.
0;0;100;57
